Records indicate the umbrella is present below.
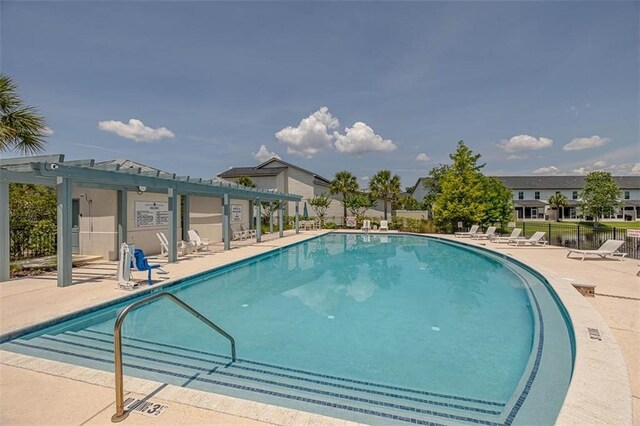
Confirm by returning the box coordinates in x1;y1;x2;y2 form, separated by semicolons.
303;202;309;219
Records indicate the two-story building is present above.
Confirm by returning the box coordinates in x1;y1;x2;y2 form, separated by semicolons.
218;158;385;223
410;175;640;221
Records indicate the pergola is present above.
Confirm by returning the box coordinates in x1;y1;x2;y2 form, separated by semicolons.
0;155;303;286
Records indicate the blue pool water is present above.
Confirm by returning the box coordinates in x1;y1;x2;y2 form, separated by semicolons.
1;234;573;425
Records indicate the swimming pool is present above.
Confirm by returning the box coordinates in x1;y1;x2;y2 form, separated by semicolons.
0;233;573;425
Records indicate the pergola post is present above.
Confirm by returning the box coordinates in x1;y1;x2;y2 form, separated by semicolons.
57;177;73;287
248;200;254;231
295;201;299;234
0;181;9;282
182;194;190;241
223;194;230;250
269;202;273;234
167;188;178;263
256;198;262;243
116;190;127;259
279;200;284;238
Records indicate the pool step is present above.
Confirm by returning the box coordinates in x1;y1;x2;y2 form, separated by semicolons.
5;330;506;426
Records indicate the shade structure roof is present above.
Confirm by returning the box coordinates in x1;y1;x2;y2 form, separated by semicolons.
0;154;302;202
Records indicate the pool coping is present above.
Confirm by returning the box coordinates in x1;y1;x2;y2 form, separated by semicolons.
423;234;633;425
0;230;633;425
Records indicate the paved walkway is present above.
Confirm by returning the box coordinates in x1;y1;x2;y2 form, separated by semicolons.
0;230;638;425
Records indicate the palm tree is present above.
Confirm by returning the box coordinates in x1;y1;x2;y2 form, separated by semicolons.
0;74;48;154
329;171;359;225
369;170;402;220
548;193;568;221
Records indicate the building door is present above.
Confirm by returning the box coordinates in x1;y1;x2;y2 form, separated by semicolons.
72;198;80;254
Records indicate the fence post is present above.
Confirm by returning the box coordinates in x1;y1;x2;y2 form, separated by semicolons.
613;227;617;240
522;222;526;236
577;225;580;250
548;223;551;243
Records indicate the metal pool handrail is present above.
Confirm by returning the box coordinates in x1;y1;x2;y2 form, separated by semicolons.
111;291;236;422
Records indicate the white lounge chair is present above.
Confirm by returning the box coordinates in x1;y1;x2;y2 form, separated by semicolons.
379;220;389;231
455;225;479;238
362;219;371;232
491;228;522;243
157;232;191;256
472;226;497;240
188;229;211;251
567;239;627;261
508;231;548;246
241;225;257;239
116;243;139;290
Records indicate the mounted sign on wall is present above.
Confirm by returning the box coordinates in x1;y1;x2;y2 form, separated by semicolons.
231;204;243;223
134;201;169;228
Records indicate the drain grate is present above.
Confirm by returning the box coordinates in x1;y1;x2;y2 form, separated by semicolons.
587;328;601;341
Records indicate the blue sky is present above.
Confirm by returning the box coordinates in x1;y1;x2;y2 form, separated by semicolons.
2;1;638;189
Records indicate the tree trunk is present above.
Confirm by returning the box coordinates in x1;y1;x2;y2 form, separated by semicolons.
384;199;388;220
343;192;347;226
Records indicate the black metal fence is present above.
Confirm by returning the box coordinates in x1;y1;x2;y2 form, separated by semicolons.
518;222;639;259
10;227;57;261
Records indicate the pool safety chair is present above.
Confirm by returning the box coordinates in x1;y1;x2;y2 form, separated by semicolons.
116;243;138;290
379;220;389;231
132;248;167;285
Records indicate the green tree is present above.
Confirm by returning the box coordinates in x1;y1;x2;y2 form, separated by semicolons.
395;194;421;211
432;141;485;232
9;184;57;258
307;193;332;227
236;176;256;188
329;171;359;225
369;170;402;220
1;75;48;154
480;177;513;228
548;193;568;221
421;164;450;217
579;171;621;223
344;193;374;220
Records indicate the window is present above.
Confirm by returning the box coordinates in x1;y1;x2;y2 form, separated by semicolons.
624;191;630;200
534;191;540;200
518;191;524;200
572;191;578;200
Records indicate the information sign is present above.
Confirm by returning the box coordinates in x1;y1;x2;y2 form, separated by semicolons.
134;201;168;228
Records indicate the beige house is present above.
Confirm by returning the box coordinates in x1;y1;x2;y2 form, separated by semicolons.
218;158;386;223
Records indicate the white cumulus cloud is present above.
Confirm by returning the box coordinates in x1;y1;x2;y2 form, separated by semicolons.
563;135;610;151
632;163;640;173
98;119;175;142
415;153;430;162
334;122;396;155
507;154;526;160
498;134;553;153
42;126;54;136
532;166;560;175
252;145;280;163
275;107;339;158
571;167;587;175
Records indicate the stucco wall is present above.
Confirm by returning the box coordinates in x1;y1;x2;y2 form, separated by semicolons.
72;188;118;261
189;196;222;242
127;192;182;256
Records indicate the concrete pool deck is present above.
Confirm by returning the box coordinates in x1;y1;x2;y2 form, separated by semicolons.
0;230;637;425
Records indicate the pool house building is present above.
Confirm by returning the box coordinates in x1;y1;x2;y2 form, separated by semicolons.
0;155;303;286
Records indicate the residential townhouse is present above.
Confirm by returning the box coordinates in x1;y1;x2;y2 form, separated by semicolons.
410;175;640;221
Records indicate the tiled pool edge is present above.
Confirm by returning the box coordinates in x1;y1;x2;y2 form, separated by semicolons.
430;234;633;425
0;350;358;426
0;230;632;425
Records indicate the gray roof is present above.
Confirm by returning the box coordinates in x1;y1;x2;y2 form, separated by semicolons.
496;176;640;190
514;200;548;208
217;157;332;184
218;166;287;178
